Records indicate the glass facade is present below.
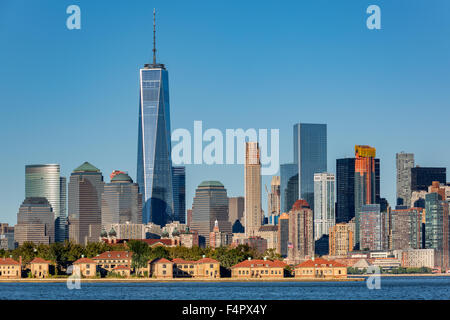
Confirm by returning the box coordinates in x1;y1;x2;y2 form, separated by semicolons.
137;65;174;226
172;166;186;224
25;164;66;242
336;158;355;224
313;173;335;240
293;123;327;211
280;163;298;213
411;167;446;192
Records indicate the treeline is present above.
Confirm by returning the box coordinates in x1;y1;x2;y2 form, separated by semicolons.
0;240;283;272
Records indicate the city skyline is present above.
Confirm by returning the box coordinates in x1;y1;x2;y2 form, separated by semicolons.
1;1;450;225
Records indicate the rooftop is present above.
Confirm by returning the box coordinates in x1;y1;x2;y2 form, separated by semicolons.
198;181;224;188
73;162;100;173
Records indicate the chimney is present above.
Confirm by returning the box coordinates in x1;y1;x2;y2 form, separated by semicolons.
312;256;315;261
202;255;206;258
81;254;84;258
19;256;22;268
263;257;267;261
248;257;251;261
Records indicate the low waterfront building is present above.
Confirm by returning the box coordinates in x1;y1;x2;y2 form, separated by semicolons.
92;251;132;274
396;248;435;268
172;257;220;278
0;257;21;278
294;258;347;279
73;257;97;278
149;258;174;278
111;265;131;277
231;258;286;279
30;257;52;278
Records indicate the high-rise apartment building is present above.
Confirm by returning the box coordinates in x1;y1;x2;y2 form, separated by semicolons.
280;163;298;213
68;162;104;245
268;176;281;215
354;145;380;248
313;173;335;240
25;164;66;242
288;200;314;262
360;204;383;251
228;197;244;225
191;181;231;246
425;192;449;269
136;11;174;226
172;166;186;223
396;152;415;207
390;208;422;250
411;167;446;192
14;197;55;245
277;212;289;257
101;172;142;229
244;142;262;237
336;158;355;223
329;223;353;257
293;123;327;211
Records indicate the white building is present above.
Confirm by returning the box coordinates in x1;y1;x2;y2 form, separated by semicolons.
313;173;335;240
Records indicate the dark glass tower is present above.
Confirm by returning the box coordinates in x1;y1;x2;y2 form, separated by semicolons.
411;167;446;192
293;123;327;211
280;163;298;213
336;158;355;223
172;166;186;224
137;11;174;226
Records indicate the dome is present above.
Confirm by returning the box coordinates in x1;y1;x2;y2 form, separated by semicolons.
108;227;116;237
292;199;310;210
73;162;100;173
198;181;224;188
111;173;133;183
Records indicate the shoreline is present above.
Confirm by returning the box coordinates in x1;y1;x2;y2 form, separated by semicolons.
0;277;364;283
349;273;450;277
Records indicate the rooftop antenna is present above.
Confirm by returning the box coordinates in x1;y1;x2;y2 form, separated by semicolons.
152;8;157;65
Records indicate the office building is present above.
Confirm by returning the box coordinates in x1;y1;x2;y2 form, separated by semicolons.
293;123;327;210
391;208;422;250
329;223;353;257
0;224;14;250
360;204;383;251
228;197;244;225
411;167;446;192
25;164;66;242
336;158;355;223
288;200;314;263
172;166;186;223
280;163;298;213
396;152;415;207
136;11;174;226
101;172;142;228
14;197;55;245
313;173;335;240
244;142;262;237
68;162;104;245
277;212;289;257
191;181;231;246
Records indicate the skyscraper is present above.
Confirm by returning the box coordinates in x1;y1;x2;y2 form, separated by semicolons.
25;164;66;242
293;123;327;211
313;173;335;240
101;172;142;228
390;208;422;250
68;162;104;245
244;142;262;237
277;212;289;257
329;223;353;257
336;158;355;223
137;10;174;226
191;181;231;246
228;197;244;225
288;200;314;262
14;197;55;245
396;152;415;206
411;167;447;192
172;166;186;223
267;176;281;215
359;204;382;251
280;163;298;213
354;145;379;248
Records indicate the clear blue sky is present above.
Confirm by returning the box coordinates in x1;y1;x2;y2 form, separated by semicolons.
1;0;449;225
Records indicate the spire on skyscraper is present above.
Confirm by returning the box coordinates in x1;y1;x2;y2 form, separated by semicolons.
152;8;157;65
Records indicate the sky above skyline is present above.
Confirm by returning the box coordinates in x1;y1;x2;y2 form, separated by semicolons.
1;0;449;225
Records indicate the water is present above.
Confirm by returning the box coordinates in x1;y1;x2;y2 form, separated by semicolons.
1;277;450;300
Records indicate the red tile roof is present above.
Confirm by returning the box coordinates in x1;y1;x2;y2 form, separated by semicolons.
295;257;346;268
73;257;96;264
0;257;20;265
150;258;173;264
92;251;132;260
231;259;287;269
196;257;219;264
172;258;197;264
112;265;130;270
30;257;52;264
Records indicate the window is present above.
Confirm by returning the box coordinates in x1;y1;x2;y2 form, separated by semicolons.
162;264;166;268
210;264;213;268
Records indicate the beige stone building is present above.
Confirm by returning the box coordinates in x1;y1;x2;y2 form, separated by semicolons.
30;257;52;278
111;265;131;277
245;142;262;237
0;257;21;278
92;251;132;274
294;258;347;279
149;258;174;278
172;257;220;278
73;257;97;278
329;223;353;257
231;258;286;279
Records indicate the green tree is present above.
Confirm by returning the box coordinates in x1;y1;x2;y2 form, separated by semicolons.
128;240;151;269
